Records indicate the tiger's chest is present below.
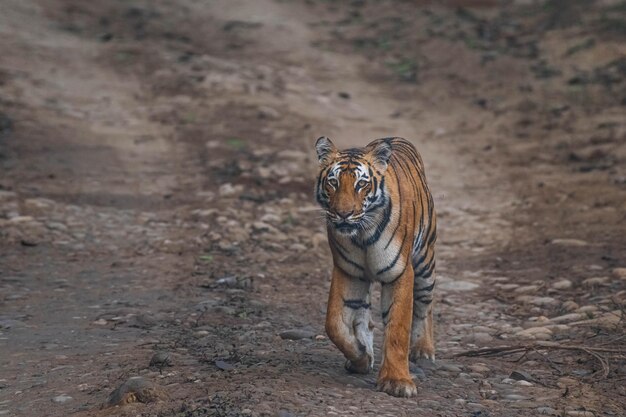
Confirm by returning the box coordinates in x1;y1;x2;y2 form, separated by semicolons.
330;227;409;283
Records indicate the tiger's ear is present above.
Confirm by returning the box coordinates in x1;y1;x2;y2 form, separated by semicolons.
370;140;392;170
315;136;337;166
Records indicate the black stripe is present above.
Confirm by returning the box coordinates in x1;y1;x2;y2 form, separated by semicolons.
330;236;364;271
363;196;392;246
414;296;433;305
343;299;371;310
414;257;435;278
414;282;435;294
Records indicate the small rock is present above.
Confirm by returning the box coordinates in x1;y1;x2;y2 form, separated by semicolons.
515;380;534;386
52;394;72;404
437;363;462;373
468;364;490;373
149;352;172;368
551;238;588;246
550;313;584;323
562;301;579;312
219;183;244;197
510;370;534;382
257;106;281;120
93;318;108;326
105;377;167;407
514;285;540;294
466;402;485;411
552;279;572;290
515;327;553;340
503;394;528;401
536;407;558;415
215;360;234;371
611;267;626;280
582;276;608;286
470;332;493;344
517;296;559;307
279;329;315;340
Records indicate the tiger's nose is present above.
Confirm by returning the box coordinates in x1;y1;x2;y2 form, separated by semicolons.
336;210;354;220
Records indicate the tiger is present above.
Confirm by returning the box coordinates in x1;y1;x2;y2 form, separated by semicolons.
314;136;437;398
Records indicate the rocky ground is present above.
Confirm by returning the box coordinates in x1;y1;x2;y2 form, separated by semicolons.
0;0;625;416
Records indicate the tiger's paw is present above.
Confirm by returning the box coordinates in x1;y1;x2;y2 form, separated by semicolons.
344;354;373;374
410;339;436;362
377;377;417;398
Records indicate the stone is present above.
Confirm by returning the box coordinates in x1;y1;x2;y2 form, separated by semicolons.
279;329;315;340
503;394;528;401
149;352;172;368
52;394;72;404
562;301;579;312
219;183;244;197
536;407;558;415
551;279;572;290
515;380;534;386
582;276;608;286
437;279;479;291
257;106;281;120
551;239;588;246
550;313;584;323
612;267;626;280
467;364;490;373
517;296;559;307
106;377;167;407
514;285;540;294
510;370;534;382
466;402;485;411
515;327;552;340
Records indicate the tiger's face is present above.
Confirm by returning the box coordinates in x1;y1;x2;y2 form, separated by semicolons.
315;136;392;235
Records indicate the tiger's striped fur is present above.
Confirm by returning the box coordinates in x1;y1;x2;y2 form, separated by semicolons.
315;136;437;398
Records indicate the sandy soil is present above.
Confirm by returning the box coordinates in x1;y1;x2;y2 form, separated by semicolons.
0;0;625;416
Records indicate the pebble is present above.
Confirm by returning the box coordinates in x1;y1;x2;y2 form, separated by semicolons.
514;285;540;294
517;296;559;307
470;332;493;344
503;394;528;401
536;407;558;415
106;376;167;406
612;267;626;280
551;279;572;290
279;329;315;340
550;313;584;323
437;363;462;373
149;352;172;368
562;301;579;311
515;326;552;340
467;364;490;373
551;238;588;246
52;394;72;404
466;402;485;411
582;277;608;286
515;380;534;386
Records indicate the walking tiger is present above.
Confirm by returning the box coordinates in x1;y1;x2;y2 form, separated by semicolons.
315;136;437;397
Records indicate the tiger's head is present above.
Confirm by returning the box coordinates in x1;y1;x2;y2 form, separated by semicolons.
315;136;392;235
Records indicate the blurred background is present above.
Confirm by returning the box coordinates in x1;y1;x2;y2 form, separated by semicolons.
0;0;624;416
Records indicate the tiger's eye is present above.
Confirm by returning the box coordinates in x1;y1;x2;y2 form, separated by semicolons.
328;178;339;188
357;180;368;189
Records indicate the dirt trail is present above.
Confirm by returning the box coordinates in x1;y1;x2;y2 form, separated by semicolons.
1;1;624;417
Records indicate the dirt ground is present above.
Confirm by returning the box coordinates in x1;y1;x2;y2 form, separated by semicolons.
0;0;625;416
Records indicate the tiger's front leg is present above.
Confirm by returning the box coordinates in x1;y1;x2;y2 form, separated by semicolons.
325;267;374;374
378;265;417;397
